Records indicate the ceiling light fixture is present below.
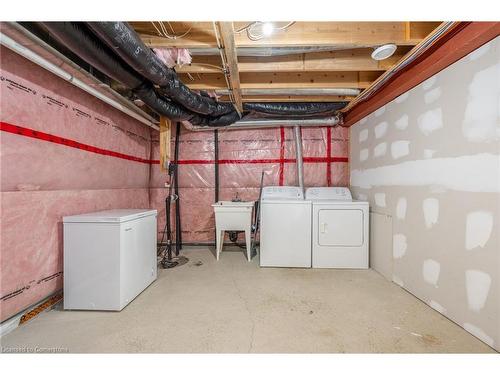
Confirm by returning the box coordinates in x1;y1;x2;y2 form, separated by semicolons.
236;21;295;41
262;22;274;36
371;44;397;60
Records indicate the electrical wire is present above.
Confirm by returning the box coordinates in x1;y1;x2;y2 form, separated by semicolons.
212;22;236;106
235;21;296;41
186;63;224;72
150;21;193;40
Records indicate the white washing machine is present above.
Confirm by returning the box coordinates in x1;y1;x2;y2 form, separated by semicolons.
259;186;312;268
306;187;369;269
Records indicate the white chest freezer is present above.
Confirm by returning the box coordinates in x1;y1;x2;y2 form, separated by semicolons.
63;209;158;311
259;186;312;268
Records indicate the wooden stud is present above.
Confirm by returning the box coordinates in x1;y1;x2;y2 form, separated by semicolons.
159;116;171;172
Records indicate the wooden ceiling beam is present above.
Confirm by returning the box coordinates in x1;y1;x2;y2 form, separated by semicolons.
343;22;500;127
219;95;355;103
176;47;411;73
216;22;243;113
133;22;441;49
178;71;382;90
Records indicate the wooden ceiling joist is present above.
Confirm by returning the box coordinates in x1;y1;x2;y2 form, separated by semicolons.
216;22;243;113
179;71;382;90
128;21;443;105
343;22;500;127
176;47;412;74
132;22;441;49
219;95;356;103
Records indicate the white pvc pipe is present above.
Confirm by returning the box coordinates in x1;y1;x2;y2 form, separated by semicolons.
0;31;158;130
183;115;341;131
293;126;304;194
215;88;361;96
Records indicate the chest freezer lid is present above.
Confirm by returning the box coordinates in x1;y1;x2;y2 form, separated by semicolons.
63;209;157;223
305;187;352;201
261;186;304;201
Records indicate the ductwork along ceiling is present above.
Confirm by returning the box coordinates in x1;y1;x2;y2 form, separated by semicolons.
27;21;443;129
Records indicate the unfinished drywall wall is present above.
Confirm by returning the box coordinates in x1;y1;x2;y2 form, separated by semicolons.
349;37;500;350
0;46;153;322
149;125;349;243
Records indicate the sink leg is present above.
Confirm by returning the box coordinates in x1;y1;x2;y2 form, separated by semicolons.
245;230;251;261
216;230;224;260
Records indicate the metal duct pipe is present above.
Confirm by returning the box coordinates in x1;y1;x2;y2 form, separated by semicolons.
186;46;376;57
182;115;341;131
215;88;362;96
0;31;158;130
293;126;304;194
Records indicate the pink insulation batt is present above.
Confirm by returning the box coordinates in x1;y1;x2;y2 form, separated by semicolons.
1;45;349;322
0;47;152;321
149;124;349;244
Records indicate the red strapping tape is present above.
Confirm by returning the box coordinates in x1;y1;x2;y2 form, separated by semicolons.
0;121;155;164
1;121;348;167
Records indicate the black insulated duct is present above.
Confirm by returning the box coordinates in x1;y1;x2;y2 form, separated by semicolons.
243;102;346;117
40;22;242;126
86;22;349;119
41;22;195;122
86;22;236;117
39;22;348;127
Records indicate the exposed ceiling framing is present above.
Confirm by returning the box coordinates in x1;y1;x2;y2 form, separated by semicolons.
129;21;442;107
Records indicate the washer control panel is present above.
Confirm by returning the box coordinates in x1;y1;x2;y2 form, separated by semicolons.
261;186;304;200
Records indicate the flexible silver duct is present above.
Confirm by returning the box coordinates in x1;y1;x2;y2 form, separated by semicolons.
187;46;375;57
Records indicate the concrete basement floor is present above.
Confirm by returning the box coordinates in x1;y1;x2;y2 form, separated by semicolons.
1;247;495;353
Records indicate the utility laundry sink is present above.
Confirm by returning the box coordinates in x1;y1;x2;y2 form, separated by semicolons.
212;201;254;260
212;201;254;230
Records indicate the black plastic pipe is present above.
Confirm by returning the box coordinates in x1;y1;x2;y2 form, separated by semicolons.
214;129;219;203
174;122;182;255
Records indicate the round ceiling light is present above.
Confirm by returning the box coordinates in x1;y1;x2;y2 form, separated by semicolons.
262;22;274;36
371;44;397;60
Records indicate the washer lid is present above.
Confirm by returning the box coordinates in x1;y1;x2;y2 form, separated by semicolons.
261;186;304;201
305;187;352;201
63;209;157;223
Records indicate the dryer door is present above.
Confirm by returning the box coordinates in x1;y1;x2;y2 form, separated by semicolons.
318;209;364;247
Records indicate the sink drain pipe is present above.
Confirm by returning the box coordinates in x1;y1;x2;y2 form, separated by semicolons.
293;126;305;194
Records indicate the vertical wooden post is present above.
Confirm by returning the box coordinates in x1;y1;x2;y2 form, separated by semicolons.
159;116;171;171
